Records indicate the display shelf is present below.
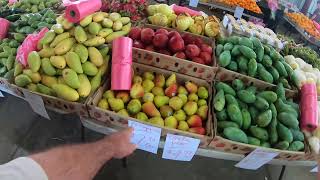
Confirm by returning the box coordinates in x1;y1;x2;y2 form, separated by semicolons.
81;117;317;167
198;2;262;19
283;16;320;47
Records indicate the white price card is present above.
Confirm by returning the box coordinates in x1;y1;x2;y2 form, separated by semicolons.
23;90;50;119
189;0;199;7
310;166;318;173
222;16;229;28
128;120;161;154
234;6;244;19
162;134;200;161
235;148;279;170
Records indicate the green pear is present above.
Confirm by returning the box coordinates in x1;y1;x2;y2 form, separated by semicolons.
154;95;169;108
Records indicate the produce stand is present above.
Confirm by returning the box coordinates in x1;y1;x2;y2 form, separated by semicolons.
1;0;320;177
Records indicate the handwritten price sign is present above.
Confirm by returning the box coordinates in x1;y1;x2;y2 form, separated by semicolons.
162;134;200;161
128;120;161;154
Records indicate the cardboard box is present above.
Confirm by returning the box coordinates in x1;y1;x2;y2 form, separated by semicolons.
208;70;311;161
132;24;218;81
87;63;214;147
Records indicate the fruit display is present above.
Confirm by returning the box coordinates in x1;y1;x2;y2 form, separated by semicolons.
286;12;320;40
0;0;25;20
10;0;61;13
97;72;210;135
214;79;304;151
10;8;57;34
130;27;213;66
214;0;262;14
147;4;220;37
284;55;320;92
224;14;283;49
0;38;19;80
306;101;320;154
13;13;113;102
101;0;148;21
216;35;296;89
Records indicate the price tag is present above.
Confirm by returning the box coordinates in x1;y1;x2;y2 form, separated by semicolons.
222;16;229;28
235;148;279;170
162;134;200;161
128;120;161;154
189;0;199;7
310;166;318;173
234;6;244;19
23;90;50;119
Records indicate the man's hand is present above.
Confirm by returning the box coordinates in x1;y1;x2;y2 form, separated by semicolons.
106;128;137;159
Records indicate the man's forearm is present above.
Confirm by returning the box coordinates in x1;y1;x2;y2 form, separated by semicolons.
30;139;114;180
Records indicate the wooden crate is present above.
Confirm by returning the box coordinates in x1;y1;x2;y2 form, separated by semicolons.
86;63;215;147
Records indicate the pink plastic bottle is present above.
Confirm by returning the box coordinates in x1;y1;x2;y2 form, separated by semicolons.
111;37;133;90
300;83;318;132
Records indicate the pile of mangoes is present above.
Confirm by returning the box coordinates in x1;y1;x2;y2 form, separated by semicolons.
11;0;60;13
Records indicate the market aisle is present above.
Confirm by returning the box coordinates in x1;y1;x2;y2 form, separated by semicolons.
0;94;316;180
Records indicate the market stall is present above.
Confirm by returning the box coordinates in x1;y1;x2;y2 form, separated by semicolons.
0;0;320;176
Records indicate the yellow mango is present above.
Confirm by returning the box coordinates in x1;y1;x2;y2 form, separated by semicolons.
80;15;93;27
62;68;80;89
52;84;79;102
37;83;55;96
41;30;56;44
27;83;37;92
41;58;56;76
90;70;101;93
88;47;103;67
83;36;105;46
50;56;66;69
27;51;41;72
15;74;32;87
38;47;55;58
41;75;57;88
65;52;83;73
54;38;75;55
105;31;127;43
78;74;91;98
82;61;98;76
88;22;102;35
92;12;105;22
74;44;88;63
50;32;70;48
98;28;113;38
74;25;87;43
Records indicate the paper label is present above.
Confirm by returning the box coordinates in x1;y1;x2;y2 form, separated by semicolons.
235;148;279;170
189;0;199;7
310;166;318;173
128;120;161;154
23;90;50;119
234;6;244;19
222;16;229;28
162;134;200;161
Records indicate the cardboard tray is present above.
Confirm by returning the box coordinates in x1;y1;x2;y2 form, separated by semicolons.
207;70;312;161
0;78;24;98
132;24;218;81
86;63;214;147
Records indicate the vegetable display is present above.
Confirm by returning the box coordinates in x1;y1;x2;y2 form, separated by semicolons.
10;0;61;13
130;27;213;65
147;4;220;37
97;73;209;135
214;79;304;151
0;38;19;80
216;35;296;89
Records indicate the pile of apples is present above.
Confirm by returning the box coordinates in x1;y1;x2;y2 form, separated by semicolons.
129;27;213;65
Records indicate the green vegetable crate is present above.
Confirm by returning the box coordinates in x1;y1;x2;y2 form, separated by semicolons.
132;24;218;81
207;70;314;161
86;63;214;148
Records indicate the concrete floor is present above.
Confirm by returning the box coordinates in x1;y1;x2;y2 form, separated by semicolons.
0;93;317;180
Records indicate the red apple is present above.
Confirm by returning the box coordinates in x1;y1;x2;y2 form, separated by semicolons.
133;40;144;49
168;31;180;39
194;37;204;47
145;45;155;51
153;33;169;48
174;52;186;59
169;36;185;53
155;28;169;35
129;27;142;40
158;49;171;56
199;52;212;65
185;44;200;59
141;28;155;44
192;57;205;64
200;44;213;54
182;33;195;45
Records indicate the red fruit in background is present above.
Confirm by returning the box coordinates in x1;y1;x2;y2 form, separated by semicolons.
174;52;186;59
141;28;155;44
188;127;206;135
145;45;155;51
158;49;171;56
169;36;185;53
155;28;169;35
182;33;195;45
153;33;169;48
168;31;180;39
200;44;213;54
194;37;204;47
129;27;141;40
192;57;205;64
165;83;178;97
185;44;200;59
187;115;202;127
199;52;212;65
133;40;144;49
